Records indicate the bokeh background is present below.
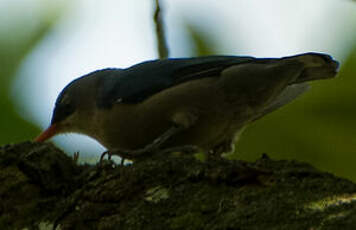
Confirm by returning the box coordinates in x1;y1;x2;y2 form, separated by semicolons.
1;0;356;180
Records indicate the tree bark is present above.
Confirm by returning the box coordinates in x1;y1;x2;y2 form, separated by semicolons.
1;142;356;230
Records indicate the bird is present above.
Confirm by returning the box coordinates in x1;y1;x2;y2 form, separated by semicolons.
35;52;339;161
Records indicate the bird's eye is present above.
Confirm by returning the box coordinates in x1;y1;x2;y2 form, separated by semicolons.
61;102;74;115
51;100;75;124
56;93;71;106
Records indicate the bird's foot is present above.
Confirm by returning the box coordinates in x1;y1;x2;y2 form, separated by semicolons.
100;124;191;164
100;144;200;165
100;150;128;165
99;133;168;164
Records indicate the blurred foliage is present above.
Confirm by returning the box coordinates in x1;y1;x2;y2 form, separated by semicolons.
188;25;356;181
0;4;63;145
185;25;220;56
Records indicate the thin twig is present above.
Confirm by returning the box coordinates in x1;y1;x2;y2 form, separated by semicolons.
154;0;169;59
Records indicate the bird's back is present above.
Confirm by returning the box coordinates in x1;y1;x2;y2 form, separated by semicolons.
95;53;338;110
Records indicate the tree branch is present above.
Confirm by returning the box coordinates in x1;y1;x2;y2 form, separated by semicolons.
2;142;356;229
154;0;169;59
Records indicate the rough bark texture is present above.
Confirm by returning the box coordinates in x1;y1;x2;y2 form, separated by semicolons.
1;142;356;230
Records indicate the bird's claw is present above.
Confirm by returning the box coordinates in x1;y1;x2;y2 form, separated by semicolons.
99;150;127;166
99;150;110;163
99;144;200;165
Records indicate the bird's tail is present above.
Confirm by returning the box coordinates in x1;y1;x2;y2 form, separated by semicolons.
251;53;338;121
283;52;339;84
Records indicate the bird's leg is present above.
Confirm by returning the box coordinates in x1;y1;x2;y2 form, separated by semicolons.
100;110;200;163
100;125;185;163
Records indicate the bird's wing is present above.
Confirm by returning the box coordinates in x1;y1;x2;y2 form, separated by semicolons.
96;53;338;108
97;56;254;107
251;83;310;122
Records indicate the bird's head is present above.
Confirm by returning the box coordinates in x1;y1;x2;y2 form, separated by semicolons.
35;71;103;142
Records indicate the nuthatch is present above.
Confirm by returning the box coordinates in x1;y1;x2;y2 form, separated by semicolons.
35;53;338;161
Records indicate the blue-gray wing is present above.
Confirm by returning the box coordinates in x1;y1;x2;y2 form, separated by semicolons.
96;56;254;108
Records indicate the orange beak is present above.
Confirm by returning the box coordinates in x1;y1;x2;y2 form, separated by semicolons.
34;123;59;142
